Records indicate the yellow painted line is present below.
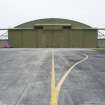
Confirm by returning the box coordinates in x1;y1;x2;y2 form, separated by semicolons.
50;49;58;105
56;54;88;93
50;50;88;105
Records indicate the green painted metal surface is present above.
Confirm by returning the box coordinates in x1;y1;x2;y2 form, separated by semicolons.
8;18;97;48
8;29;97;48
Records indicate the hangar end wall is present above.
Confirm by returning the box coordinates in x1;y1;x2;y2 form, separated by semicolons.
8;29;97;48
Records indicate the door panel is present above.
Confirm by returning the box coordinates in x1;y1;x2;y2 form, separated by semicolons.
70;30;83;48
22;30;34;48
8;30;22;48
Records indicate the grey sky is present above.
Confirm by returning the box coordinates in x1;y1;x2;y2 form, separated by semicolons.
0;0;105;38
0;0;105;28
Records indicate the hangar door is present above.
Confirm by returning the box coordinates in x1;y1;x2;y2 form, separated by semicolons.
33;25;71;48
36;30;71;48
35;28;83;48
9;29;71;48
8;27;97;48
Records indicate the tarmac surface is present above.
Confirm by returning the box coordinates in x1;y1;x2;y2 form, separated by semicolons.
0;48;105;105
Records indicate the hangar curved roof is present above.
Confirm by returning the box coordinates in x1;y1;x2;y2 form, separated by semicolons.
15;18;92;29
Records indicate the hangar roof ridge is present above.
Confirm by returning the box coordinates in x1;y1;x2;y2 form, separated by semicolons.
15;18;92;29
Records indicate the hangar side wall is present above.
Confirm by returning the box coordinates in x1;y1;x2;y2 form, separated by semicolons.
0;40;9;48
98;39;105;48
8;29;97;48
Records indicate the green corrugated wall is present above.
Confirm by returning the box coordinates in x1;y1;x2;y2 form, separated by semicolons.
8;29;97;48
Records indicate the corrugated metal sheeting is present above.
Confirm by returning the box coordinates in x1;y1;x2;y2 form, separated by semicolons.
0;40;9;48
8;18;98;48
98;39;105;48
8;29;97;48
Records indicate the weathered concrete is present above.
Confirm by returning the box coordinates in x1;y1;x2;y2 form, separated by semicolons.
0;48;105;105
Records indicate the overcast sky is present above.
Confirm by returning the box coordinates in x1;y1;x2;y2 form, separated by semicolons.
0;0;105;29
